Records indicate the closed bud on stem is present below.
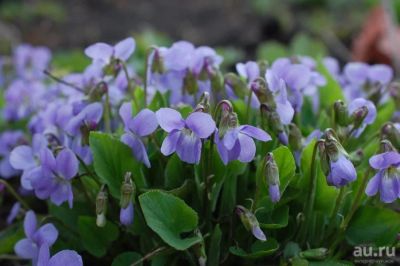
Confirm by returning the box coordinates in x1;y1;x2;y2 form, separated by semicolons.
120;172;135;209
235;205;266;241
183;71;198;95
288;123;302;151
89;81;108;101
96;185;108;227
195;92;210;113
251;78;275;107
224;73;247;98
265;153;280;202
351;106;368;129
210;69;224;92
333;100;349;127
257;60;269;77
380;139;397;153
317;140;330;176
150;49;165;74
381;122;400;148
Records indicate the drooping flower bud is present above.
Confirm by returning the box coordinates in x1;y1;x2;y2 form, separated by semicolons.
89;81;108;101
261;104;286;145
317;140;329;176
265;153;280;202
224;73;247;98
120;172;135;209
183;71;199;95
251;78;275;107
235;205;266;241
150;48;165;74
350;105;369;129
210;69;224;92
333;100;349;127
193;229;207;266
320;129;356;187
120;202;134;226
288;123;302;151
381;123;400;148
380;139;397;153
194;92;210;113
96;185;108;227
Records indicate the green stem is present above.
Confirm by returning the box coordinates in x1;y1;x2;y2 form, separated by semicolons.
131;246;168;266
326;186;346;239
121;62;139;111
298;140;320;244
76;155;101;185
245;89;253;124
143;48;155;108
329;167;371;253
103;92;112;133
0;179;30;210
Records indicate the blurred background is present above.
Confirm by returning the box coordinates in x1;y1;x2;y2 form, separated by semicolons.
0;0;400;71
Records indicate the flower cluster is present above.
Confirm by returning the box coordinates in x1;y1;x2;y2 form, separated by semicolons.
0;35;398;265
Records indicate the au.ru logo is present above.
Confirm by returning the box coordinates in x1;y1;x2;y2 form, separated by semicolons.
353;246;396;264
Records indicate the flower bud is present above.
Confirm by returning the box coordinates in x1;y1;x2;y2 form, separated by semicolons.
218;106;238;138
89;81;108;101
350;105;368;129
288;123;302;151
381;123;400;148
333;100;349;127
150;49;165;74
120;172;135;209
183;71;199;95
96;185;108;227
224;73;247;98
235;205;266;241
380;139;397;153
120;202;134;226
265;153;280;202
317;140;330;176
195;92;210;113
251;78;274;107
210;70;224;92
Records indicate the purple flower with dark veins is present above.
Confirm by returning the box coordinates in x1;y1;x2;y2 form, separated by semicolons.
156;108;216;164
85;37;135;66
30;148;79;208
66;102;103;135
119;102;158;167
37;243;82;266
366;151;400;203
14;211;58;266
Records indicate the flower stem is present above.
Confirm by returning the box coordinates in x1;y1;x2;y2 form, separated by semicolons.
131;246;168;266
103;91;112;133
0;179;30;210
298;140;321;244
245;89;253;124
121;62;139;111
325;186;346;240
329;167;371;253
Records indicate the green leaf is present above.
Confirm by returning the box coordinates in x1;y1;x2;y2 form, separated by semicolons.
346;206;400;246
89;132;145;198
290;33;327;57
139;190;201;250
272;145;296;192
78;216;119;257
0;222;24;254
229;238;279;259
112;252;142;266
317;59;344;110
257;205;289;229
299;140;339;214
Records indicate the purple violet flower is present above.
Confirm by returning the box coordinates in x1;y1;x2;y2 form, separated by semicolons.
66;102;103;135
120;202;134;226
119;103;158;167
366;151;400;203
37;243;82;266
14;211;58;265
215;126;271;165
156;108;216;164
327;154;357;187
85;37;136;66
30;148;79;208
